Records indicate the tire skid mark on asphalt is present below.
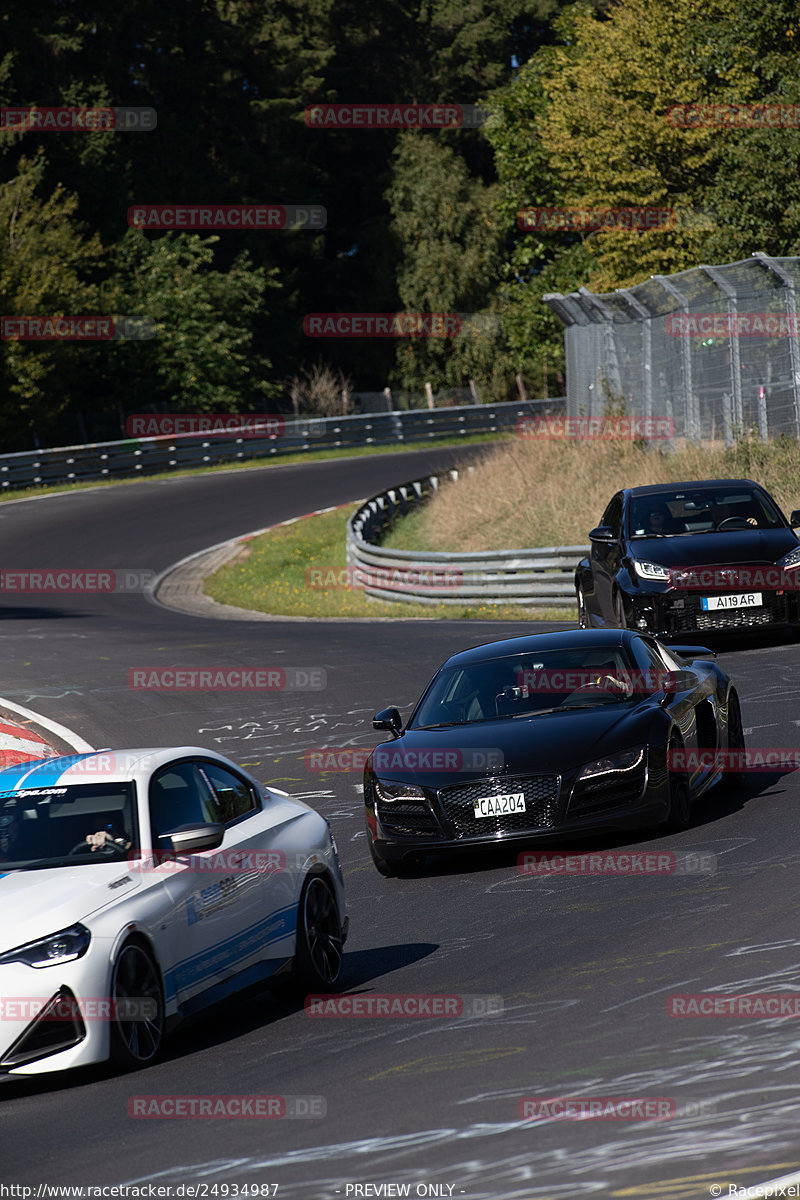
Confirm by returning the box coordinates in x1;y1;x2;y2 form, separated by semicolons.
196;706;383;761
726;937;800;956
368;1047;526;1081
114;1111;799;1199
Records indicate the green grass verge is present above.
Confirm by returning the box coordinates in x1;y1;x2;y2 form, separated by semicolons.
203;503;577;622
0;433;509;504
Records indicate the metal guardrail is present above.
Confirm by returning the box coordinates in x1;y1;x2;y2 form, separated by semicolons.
346;470;587;607
0;399;564;491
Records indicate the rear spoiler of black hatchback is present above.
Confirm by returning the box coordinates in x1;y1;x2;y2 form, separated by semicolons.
668;644;716;659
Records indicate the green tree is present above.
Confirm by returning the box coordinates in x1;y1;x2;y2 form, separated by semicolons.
98;231;280;416
0;154;102;445
386;132;509;397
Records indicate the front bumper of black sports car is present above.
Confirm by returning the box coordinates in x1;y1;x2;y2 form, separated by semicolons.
364;754;671;862
619;583;800;637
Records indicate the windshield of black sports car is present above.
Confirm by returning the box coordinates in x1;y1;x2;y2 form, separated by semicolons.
628;486;783;537
0;783;137;870
412;646;661;727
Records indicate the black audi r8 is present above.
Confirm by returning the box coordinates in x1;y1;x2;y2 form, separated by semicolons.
363;629;744;875
575;478;800;638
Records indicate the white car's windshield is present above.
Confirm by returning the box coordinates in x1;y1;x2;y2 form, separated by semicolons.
0;783;137;870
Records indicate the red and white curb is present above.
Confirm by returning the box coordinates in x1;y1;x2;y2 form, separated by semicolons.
0;720;54;765
0;697;93;766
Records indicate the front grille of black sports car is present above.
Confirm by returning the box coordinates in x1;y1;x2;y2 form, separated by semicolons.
437;774;560;839
376;797;441;838
668;592;788;633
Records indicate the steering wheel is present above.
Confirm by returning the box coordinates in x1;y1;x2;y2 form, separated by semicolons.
717;516;751;530
68;838;126;856
573;676;628;695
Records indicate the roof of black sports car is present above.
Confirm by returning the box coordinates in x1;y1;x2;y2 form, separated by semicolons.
443;628;633;667
625;477;759;497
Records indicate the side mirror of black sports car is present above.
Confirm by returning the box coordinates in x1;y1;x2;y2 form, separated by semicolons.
588;525;616;542
790;509;800;527
660;669;698;700
373;707;403;738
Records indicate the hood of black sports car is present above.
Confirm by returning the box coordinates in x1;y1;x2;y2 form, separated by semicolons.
372;704;652;788
627;528;798;567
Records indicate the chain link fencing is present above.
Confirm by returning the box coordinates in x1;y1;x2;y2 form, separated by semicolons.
544;253;800;444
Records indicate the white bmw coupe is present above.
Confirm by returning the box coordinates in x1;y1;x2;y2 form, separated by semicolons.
0;747;347;1075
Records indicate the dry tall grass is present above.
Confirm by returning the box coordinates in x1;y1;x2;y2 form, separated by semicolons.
397;436;800;551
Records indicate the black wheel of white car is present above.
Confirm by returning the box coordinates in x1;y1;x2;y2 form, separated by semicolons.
109;940;165;1069
294;875;343;988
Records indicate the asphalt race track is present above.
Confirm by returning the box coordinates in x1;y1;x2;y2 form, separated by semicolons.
2;445;800;1200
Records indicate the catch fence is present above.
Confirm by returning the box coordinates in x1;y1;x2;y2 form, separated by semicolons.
544;253;800;443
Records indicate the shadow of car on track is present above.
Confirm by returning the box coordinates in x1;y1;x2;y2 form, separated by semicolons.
0;942;440;1098
0;605;94;620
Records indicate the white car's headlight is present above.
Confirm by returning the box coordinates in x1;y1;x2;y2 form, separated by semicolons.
0;923;91;969
578;748;645;781
778;546;800;571
374;779;426;803
632;560;671;582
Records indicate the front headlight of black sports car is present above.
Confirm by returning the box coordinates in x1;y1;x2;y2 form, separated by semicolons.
0;923;91;969
777;546;800;571
577;748;645;781
570;748;647;814
374;778;426;803
632;560;671;582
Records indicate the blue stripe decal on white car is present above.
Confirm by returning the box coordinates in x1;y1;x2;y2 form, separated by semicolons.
0;754;96;791
163;904;297;996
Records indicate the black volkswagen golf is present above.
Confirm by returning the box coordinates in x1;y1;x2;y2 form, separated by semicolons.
575;478;800;638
